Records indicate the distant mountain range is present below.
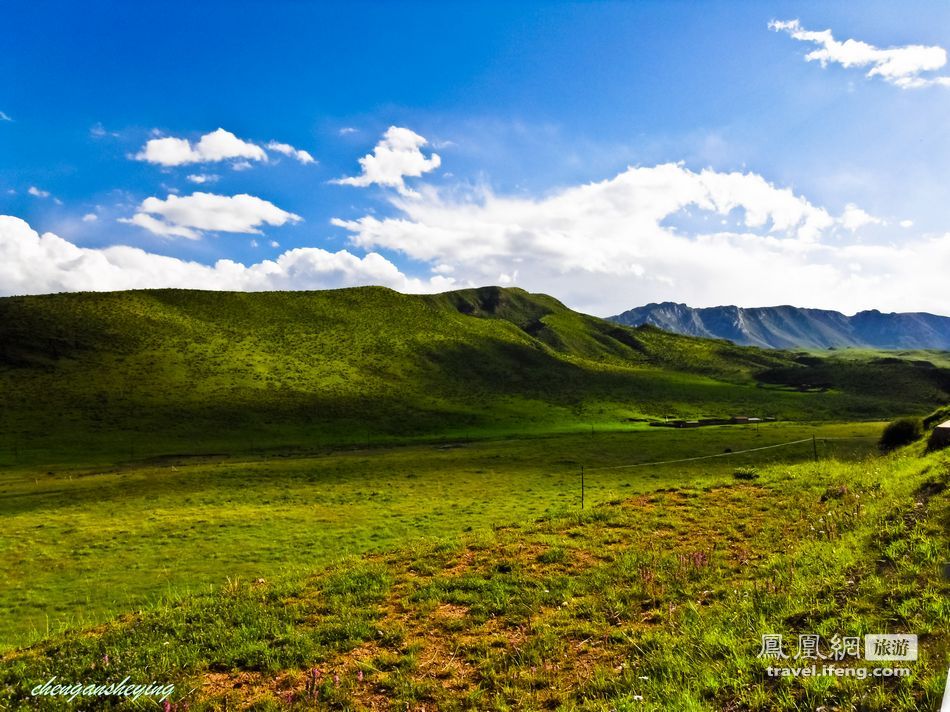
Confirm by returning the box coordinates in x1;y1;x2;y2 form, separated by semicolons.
608;302;950;350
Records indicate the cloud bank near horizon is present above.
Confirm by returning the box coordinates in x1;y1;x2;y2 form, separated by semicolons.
0;215;453;296
332;161;948;316
3;152;947;317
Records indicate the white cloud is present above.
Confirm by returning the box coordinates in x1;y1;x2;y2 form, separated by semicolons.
0;111;12;122
900;219;915;228
331;162;948;315
120;192;302;238
136;129;318;169
186;173;219;184
266;141;316;164
333;126;441;196
28;186;51;198
4;159;943;316
82;213;98;222
119;213;200;240
90;122;119;138
0;215;453;297
770;19;950;88
339;127;358;135
840;203;882;232
135;128;268;166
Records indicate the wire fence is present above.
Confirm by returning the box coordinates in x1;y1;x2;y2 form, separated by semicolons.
577;434;879;508
584;437;817;472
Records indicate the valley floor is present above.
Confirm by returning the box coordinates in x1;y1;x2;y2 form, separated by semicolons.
0;422;880;650
2;422;947;710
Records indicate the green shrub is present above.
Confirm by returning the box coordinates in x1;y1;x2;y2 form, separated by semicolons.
879;417;923;451
733;466;759;481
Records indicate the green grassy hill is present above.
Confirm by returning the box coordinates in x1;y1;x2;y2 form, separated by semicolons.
2;286;947;709
1;286;948;466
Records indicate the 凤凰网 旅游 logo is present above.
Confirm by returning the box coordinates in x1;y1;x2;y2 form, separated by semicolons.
757;633;918;662
31;676;175;703
757;633;919;681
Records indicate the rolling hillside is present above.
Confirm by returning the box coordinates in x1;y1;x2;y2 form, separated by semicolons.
1;286;948;465
609;302;950;350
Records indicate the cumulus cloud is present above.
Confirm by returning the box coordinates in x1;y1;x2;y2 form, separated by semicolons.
135;128;268;166
120;192;302;239
266;141;316;164
119;213;201;240
82;213;98;222
28;186;51;198
840;203;882;232
186;173;218;184
0;215;453;297
3;159;942;316
333;126;441;196
770;19;950;88
331;162;946;315
135;129;318;170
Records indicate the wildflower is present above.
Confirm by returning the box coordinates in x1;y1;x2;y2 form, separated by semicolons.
358;670;364;682
334;673;340;686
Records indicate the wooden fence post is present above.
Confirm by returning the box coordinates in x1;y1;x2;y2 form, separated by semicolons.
581;465;585;510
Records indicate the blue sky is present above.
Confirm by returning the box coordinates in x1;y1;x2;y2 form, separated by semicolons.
3;1;950;315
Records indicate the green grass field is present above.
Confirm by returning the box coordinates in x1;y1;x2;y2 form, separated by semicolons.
1;431;946;711
0;421;882;651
